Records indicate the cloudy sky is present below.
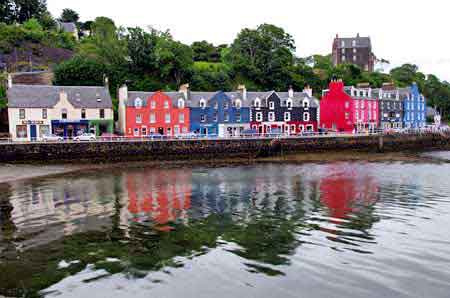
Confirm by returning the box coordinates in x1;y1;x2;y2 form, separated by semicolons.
48;0;450;81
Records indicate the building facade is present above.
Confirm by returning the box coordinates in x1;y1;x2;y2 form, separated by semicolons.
320;80;379;133
7;84;113;141
401;83;426;129
332;34;376;72
189;90;250;137
248;87;319;134
374;84;404;129
118;86;190;137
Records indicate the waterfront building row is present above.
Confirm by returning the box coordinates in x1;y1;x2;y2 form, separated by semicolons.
5;78;427;141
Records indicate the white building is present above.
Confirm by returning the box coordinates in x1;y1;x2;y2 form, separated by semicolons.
7;79;114;141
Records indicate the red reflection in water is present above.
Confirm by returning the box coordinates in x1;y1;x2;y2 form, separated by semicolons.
320;166;379;220
126;169;192;230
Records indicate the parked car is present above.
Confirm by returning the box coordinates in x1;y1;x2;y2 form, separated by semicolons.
99;133;119;141
42;134;64;142
73;133;96;141
175;132;197;139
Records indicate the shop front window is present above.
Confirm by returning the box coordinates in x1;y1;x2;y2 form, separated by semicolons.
39;125;50;137
16;125;27;138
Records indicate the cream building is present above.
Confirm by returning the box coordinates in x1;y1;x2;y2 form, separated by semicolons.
7;81;113;141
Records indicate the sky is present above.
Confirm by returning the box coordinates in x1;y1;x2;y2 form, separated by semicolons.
48;0;450;81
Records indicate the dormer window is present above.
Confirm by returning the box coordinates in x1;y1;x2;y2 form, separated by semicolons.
178;98;185;109
235;99;242;109
135;97;143;108
269;101;275;110
224;102;229;109
254;98;261;109
302;99;309;108
200;99;206;109
287;99;293;109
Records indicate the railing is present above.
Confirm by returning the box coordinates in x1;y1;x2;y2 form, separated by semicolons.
0;127;448;144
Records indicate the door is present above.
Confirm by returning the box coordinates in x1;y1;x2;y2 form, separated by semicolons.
30;125;37;141
158;127;164;135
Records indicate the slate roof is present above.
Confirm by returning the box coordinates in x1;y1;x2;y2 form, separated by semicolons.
7;85;112;108
277;92;319;108
335;36;372;49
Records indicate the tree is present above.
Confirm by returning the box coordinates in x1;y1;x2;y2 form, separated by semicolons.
39;11;56;30
60;8;79;23
191;40;221;62
54;55;107;86
79;17;127;66
227;23;295;89
11;0;47;23
157;38;194;86
0;0;14;24
23;18;42;31
126;27;159;73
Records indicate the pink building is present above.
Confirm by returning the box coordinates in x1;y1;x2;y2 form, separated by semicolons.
320;81;379;133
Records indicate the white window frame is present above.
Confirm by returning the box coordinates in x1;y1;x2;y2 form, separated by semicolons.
133;128;139;137
269;101;275;110
150;100;156;109
135;97;143;108
235;99;242;109
287;99;293;109
284;112;291;121
164;101;169;109
178;98;185;109
141;127;147;136
268;112;275;122
303;112;310;122
150;113;156;124
254;98;261;109
200;99;206;109
165;113;171;124
256;112;263;122
136;114;142;124
179;113;185;124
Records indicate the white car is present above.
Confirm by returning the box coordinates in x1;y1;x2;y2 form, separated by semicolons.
42;134;64;142
73;133;96;141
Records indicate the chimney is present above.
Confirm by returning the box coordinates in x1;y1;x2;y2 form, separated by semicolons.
303;85;313;98
288;85;294;98
238;84;247;101
179;83;190;100
357;33;360;38
59;90;68;102
7;74;12;89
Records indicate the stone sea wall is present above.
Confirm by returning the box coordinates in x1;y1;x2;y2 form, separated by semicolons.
0;134;448;163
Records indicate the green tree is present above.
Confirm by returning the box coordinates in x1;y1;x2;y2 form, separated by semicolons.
39;10;56;30
0;0;14;24
60;8;79;23
12;0;47;23
54;55;107;86
157;38;194;86
79;17;127;66
191;40;221;62
227;23;295;89
126;27;159;73
23;18;43;31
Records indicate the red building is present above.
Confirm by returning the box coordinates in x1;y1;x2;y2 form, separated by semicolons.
320;80;379;133
119;87;190;137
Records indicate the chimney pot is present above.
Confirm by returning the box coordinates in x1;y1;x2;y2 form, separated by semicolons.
7;74;12;89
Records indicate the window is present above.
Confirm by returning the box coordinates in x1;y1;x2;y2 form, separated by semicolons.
284;112;291;121
353;48;357;53
236;112;241;122
100;109;105;119
303;112;310;122
136;114;142;124
165;113;171;123
268;112;275;122
81;109;86;119
368;102;372;109
16;125;27;138
356;111;360;120
361;101;365;109
135;98;143;108
256;112;263;122
299;124;304;132
141;127;147;136
352;40;356;47
269;101;275;110
150;113;156;123
61;108;67;119
39;125;49;137
178;98;185;108
291;125;296;133
224;113;229;122
224;102;229;109
133;128;139;136
303;100;309;108
306;125;314;131
214;102;218;109
254;99;261;108
287;99;293;109
201;114;206;122
182;127;188;133
342;55;346;61
200;99;206;109
42;109;47;119
341;41;345;47
345;101;350;109
213;112;218;122
150;127;155;133
164;101;169;109
353;55;356;62
345;112;350;120
355;101;359;109
235;100;242;109
179;113;185;124
151;101;156;109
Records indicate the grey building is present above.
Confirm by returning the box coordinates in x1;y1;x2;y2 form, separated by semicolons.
373;84;404;129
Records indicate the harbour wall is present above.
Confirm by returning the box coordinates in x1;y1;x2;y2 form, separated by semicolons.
0;134;449;163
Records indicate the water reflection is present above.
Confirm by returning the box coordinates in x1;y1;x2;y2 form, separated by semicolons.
1;162;450;298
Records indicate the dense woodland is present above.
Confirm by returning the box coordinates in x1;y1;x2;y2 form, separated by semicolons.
1;0;450;120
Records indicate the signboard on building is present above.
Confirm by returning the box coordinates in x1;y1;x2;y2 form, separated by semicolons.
21;120;44;125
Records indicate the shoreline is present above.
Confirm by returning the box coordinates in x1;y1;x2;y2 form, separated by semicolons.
0;150;446;185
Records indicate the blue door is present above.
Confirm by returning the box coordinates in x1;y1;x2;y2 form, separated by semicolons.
30;125;37;141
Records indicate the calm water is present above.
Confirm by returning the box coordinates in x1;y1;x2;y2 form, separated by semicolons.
1;154;450;298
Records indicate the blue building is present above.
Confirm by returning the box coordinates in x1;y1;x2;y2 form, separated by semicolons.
188;91;251;137
401;83;426;129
